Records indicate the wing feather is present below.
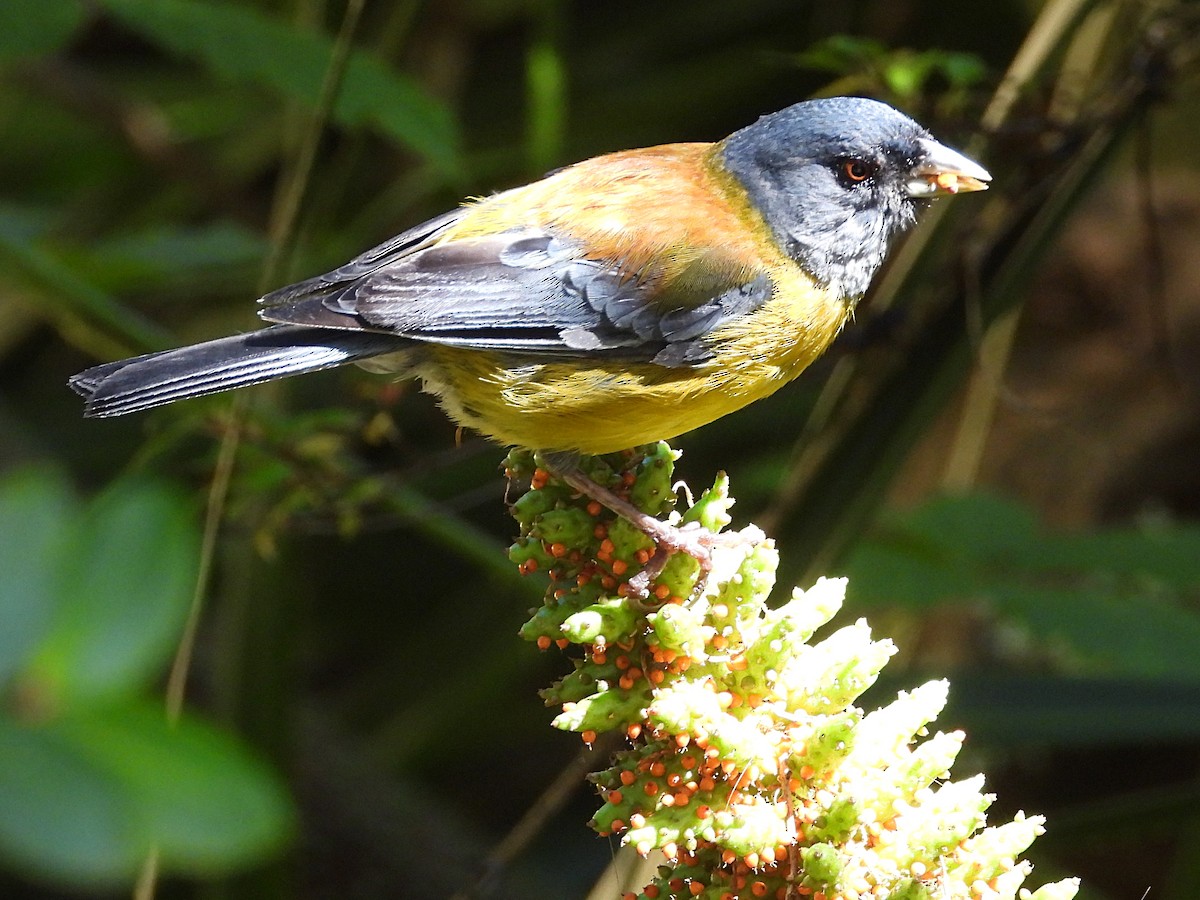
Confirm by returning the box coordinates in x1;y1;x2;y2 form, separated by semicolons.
260;219;775;367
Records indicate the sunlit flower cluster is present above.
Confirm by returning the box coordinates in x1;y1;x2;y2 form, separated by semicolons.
507;443;1078;900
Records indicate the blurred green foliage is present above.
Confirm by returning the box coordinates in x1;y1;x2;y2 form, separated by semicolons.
848;493;1200;681
0;0;1198;898
0;2;86;64
103;0;460;173
0;468;291;885
796;35;988;114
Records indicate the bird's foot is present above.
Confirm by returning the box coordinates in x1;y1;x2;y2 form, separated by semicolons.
624;523;752;601
537;451;751;601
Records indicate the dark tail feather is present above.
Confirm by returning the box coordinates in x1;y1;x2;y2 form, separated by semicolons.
69;324;407;417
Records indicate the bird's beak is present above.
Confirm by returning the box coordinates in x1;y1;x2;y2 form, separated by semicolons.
905;138;991;197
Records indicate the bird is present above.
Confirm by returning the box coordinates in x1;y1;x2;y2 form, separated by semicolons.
70;97;989;458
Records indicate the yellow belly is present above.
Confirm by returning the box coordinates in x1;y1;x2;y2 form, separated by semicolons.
412;271;851;454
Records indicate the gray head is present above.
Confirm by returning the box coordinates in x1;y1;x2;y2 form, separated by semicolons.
720;97;990;301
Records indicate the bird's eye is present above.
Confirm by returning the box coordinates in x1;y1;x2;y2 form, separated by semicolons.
839;158;874;184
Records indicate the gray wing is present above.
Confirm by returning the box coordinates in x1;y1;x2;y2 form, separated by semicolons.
260;217;775;368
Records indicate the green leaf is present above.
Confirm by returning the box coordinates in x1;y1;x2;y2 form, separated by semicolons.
882;54;931;98
843;538;979;609
0;202;62;243
794;35;886;74
93;222;267;274
0;0;86;64
845;494;1038;608
792;38;986;106
51;704;293;870
0;718;141;884
1027;527;1200;589
846;494;1200;680
940;674;1200;745
0;705;293;885
30;480;199;703
0;468;74;683
997;585;1200;681
934;52;988;88
64;221;267;296
903;493;1038;561
0;205;173;352
100;0;459;171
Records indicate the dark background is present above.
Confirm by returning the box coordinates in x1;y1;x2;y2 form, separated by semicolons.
2;1;1199;898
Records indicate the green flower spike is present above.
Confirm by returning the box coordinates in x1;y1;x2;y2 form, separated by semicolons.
508;443;1080;900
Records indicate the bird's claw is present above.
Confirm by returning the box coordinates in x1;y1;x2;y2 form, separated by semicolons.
625;522;752;602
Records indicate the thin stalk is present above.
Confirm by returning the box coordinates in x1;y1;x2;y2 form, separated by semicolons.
788;17;1177;591
940;306;1022;492
0;232;172;355
941;1;1122;492
753;0;1102;544
526;0;567;173
133;2;368;897
450;740;615;900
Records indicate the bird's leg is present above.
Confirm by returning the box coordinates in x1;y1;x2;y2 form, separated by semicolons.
538;451;741;597
625;546;678;601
